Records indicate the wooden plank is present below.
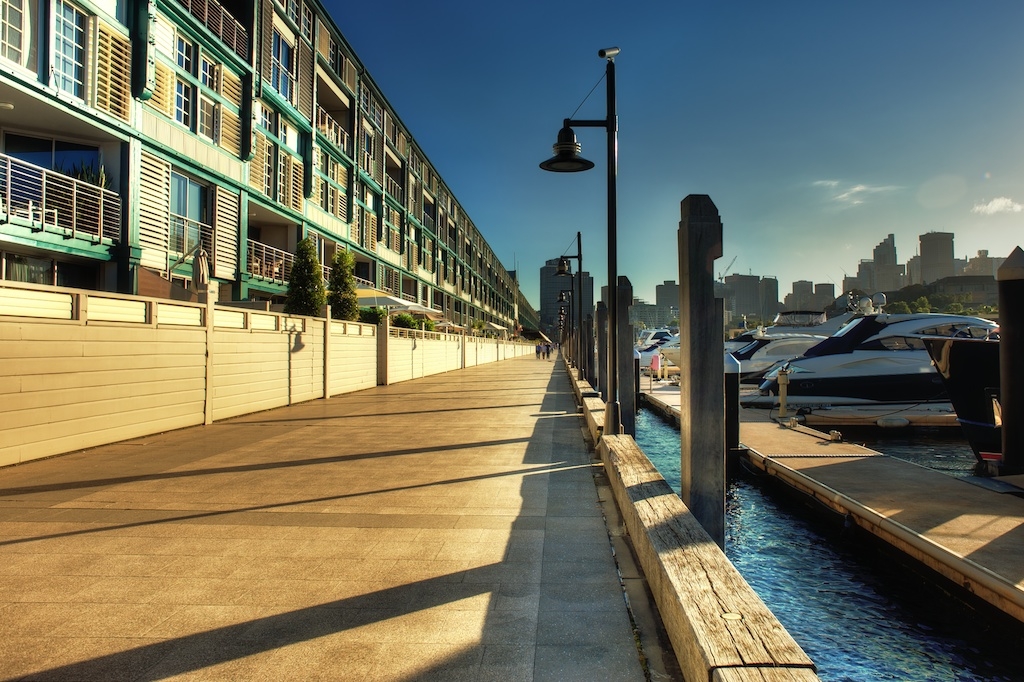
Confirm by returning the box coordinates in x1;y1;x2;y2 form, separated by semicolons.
715;667;821;681
598;435;816;682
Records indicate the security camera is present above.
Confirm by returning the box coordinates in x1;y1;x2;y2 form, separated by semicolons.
598;47;620;59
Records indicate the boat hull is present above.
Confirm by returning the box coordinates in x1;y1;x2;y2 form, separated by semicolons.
923;337;1002;466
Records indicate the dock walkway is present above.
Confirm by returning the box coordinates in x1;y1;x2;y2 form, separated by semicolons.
640;383;1024;624
0;357;652;681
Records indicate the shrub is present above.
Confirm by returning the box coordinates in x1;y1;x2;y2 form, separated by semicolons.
284;238;326;316
392;313;417;329
359;307;386;325
327;250;360;320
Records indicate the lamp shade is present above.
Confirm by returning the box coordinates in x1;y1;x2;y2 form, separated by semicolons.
539;126;595;172
556;257;571;276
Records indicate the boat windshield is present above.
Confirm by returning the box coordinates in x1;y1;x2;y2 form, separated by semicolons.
772;311;827;327
802;316;887;357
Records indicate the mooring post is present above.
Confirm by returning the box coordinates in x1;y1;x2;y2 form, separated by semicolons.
998;246;1024;474
725;352;741;468
617;276;636;436
677;194;725;548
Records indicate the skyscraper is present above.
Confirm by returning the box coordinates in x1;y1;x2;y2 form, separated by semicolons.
920;232;955;284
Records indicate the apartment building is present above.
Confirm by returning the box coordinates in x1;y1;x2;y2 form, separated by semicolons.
0;0;518;329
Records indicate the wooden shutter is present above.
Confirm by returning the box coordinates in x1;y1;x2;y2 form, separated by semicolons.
297;41;314;120
95;22;131;121
138;152;171;271
220;108;241;156
150;62;174;116
250;132;269;192
259;0;274;92
213;187;240;279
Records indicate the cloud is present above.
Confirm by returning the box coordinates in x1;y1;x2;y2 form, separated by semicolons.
813;180;899;207
972;197;1023;215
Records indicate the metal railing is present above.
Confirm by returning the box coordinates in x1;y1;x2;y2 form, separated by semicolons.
384;174;403;201
316;106;350;153
362;151;374;175
0;152;121;243
170;214;214;259
174;0;248;59
247;240;294;284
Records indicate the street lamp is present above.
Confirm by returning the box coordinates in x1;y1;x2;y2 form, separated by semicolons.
557;293;573;364
552;232;585;382
540;47;620;434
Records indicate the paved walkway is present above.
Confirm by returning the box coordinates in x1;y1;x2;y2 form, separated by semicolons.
0;357;648;681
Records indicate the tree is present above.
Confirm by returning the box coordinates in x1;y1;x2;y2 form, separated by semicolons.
392;312;417;329
284;238;326;316
885;300;911;314
944;302;964;314
327;249;360;320
910;296;932;313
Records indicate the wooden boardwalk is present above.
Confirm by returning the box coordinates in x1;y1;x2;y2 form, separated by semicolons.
740;421;1024;623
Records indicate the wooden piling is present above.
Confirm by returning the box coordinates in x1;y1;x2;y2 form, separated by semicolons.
998;246;1024;473
678;194;726;547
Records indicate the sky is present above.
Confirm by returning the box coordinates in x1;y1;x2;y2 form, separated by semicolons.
323;1;1024;307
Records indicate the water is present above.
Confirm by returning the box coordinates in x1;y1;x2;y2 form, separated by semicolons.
634;409;1024;682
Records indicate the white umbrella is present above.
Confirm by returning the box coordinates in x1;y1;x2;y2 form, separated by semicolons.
356;288;409;307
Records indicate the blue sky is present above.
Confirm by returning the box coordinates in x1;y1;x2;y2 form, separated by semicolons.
325;1;1024;307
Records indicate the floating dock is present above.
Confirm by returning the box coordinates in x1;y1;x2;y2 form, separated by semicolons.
740;421;1024;624
639;384;1024;623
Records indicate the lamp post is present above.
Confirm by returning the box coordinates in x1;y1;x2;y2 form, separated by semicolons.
554;232;585;381
541;47;620;434
558;289;573;366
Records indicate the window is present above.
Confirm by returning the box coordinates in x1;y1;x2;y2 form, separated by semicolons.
176;36;193;72
4;132;99;173
283;0;299;24
271;30;294;102
301;5;312;40
53;0;87;98
175;78;192;127
170;171;209;253
1;0;32;67
198;96;217;140
200;55;218;90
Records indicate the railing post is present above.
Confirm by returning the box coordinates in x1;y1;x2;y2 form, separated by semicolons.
203;292;214;425
323;304;332;399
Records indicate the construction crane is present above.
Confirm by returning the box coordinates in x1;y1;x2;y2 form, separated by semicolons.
718;255;737;282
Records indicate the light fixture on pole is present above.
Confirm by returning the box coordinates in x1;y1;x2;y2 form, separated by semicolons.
540;48;620;433
551;232;585;381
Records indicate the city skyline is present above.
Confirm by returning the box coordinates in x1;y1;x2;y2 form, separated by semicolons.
330;1;1024;308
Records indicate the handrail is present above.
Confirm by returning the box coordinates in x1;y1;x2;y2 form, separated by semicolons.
173;0;248;59
316;106;350;154
247;240;294;284
170;214;214;260
0;152;121;243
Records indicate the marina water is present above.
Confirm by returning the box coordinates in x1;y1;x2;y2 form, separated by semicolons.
635;409;1023;682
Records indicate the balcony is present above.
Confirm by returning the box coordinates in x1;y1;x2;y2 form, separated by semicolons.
316;106;350;155
0;152;121;243
384;174;403;202
247;240;294;284
170;214;214;260
174;0;248;60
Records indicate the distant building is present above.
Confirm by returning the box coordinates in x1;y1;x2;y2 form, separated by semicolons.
723;274;761;318
920;232;956;284
784;281;835;312
759;277;780;319
873;233;905;291
906;255;922;285
963;250;1005;278
539;258;593;337
931;275;998;307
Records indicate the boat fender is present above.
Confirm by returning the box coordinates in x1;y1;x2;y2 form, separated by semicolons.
876;416;911;428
